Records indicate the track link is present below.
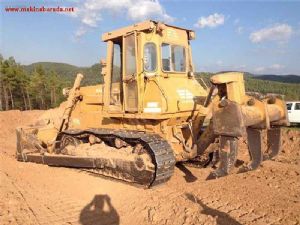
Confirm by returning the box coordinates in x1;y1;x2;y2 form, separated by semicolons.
61;129;176;186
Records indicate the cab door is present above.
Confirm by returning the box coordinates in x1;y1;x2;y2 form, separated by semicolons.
288;102;300;123
123;32;138;112
109;41;123;112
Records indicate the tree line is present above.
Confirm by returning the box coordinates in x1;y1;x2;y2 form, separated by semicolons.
1;56;299;111
197;72;300;101
0;55;66;111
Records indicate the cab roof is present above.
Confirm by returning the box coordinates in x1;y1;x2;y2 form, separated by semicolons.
101;20;194;42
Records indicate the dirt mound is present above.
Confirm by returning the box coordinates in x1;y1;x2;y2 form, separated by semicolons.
0;110;299;225
280;129;300;163
0;110;45;155
237;128;300;166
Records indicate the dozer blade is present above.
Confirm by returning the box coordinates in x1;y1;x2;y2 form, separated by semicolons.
239;128;263;173
264;127;282;160
207;136;238;179
16;151;156;186
16;127;46;157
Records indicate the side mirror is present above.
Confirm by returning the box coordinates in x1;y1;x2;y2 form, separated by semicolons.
188;71;194;78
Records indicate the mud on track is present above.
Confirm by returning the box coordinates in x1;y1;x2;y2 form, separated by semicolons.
0;110;299;225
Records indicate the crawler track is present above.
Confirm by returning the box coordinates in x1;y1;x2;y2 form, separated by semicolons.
17;128;176;187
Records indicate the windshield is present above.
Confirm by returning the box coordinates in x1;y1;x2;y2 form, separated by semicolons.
161;43;186;72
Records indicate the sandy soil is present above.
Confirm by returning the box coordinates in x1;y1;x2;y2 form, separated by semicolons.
0;110;299;225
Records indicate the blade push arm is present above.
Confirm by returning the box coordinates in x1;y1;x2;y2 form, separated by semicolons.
59;73;84;131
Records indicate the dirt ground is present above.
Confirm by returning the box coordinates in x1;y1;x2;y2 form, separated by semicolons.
0;110;299;225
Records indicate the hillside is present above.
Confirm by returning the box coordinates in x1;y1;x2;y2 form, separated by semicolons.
254;74;300;83
23;62;103;86
196;72;300;101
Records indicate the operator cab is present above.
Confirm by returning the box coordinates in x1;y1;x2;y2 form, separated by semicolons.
101;20;206;116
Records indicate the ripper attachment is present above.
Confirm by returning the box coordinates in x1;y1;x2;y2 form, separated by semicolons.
209;72;289;178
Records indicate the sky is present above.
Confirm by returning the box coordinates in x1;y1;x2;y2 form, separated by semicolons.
1;0;300;75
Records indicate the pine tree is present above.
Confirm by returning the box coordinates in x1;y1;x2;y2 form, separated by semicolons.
30;65;48;109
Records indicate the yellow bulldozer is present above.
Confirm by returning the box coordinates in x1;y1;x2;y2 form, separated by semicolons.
16;21;289;187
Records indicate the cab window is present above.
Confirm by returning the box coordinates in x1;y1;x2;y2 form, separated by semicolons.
144;43;157;72
125;34;136;76
110;42;122;106
162;43;171;71
172;45;186;72
286;103;292;110
161;43;186;72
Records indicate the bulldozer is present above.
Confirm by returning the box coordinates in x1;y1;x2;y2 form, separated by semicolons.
16;21;289;187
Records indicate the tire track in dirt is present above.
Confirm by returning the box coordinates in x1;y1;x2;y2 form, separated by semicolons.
183;194;281;225
0;171;39;225
139;188;281;225
0;155;123;225
1;169;84;225
0;156;85;225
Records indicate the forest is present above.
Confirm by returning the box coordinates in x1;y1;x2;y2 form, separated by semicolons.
0;54;299;111
0;55;67;111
